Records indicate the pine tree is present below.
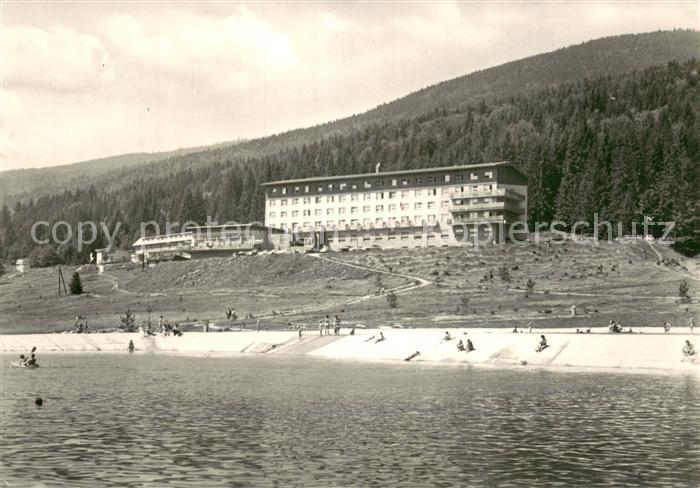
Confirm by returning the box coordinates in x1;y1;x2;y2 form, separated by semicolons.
69;272;83;295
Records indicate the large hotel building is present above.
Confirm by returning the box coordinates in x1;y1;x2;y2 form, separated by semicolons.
262;161;528;249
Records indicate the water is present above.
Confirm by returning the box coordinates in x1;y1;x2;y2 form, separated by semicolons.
1;354;699;487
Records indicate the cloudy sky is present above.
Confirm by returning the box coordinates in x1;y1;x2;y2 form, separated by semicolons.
1;1;697;171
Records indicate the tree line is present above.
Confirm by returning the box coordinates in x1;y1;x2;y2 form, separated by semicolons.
1;59;698;265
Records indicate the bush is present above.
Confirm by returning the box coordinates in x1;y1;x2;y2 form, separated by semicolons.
120;309;137;332
498;265;511;282
679;280;690;302
386;291;398;308
69;272;83;295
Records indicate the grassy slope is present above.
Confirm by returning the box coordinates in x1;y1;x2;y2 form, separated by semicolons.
1;241;696;334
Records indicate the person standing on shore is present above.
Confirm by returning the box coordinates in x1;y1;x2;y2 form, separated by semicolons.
319;320;324;336
690;317;695;333
298;327;303;341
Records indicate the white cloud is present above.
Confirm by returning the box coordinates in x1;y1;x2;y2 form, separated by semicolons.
1;25;113;91
102;9;298;94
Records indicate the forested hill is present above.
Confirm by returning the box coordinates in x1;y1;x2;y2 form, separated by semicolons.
0;142;239;206
1;29;698;204
2;58;698;264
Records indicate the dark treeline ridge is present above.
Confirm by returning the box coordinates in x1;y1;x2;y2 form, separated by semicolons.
0;59;698;266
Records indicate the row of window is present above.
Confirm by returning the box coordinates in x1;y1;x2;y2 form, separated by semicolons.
269;201;449;218
271;172;494;195
268;185;497;207
272;215;450;230
324;233;451;243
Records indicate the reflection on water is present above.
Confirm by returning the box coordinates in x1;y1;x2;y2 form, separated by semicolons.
1;354;699;487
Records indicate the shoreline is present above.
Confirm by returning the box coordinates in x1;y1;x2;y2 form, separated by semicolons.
2;328;698;375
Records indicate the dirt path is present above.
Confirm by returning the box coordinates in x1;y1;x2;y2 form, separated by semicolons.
99;272;138;295
248;254;433;321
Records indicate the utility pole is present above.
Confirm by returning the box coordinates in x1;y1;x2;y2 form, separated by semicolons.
57;265;68;296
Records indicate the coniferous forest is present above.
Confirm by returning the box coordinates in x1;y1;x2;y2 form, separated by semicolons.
1;59;698;264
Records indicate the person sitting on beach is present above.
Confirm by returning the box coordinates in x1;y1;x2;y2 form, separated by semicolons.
466;339;475;352
350;327;355;336
513;326;518;333
375;332;385;344
18;354;26;365
441;331;452;343
663;321;671;334
682;340;696;357
457;340;465;352
404;351;420;362
536;335;548;352
25;354;37;367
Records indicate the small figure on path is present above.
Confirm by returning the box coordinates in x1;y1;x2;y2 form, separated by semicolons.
690;317;695;334
128;340;135;353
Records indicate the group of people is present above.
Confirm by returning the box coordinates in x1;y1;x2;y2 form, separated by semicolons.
318;315;342;336
225;308;238;321
138;316;182;337
73;316;89;334
17;352;38;367
456;338;475;352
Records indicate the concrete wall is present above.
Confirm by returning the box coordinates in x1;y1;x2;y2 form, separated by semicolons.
2;329;698;374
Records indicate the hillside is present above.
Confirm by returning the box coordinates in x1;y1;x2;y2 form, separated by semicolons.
1;30;697;204
2;56;698;263
0;142;238;206
0;240;695;334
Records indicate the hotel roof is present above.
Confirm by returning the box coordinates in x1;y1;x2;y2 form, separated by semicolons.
261;161;524;186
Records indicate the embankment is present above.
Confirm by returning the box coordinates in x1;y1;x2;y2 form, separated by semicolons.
2;329;698;374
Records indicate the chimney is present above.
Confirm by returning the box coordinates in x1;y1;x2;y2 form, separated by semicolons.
375;163;381;174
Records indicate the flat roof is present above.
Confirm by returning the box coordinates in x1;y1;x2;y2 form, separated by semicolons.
261;161;524;186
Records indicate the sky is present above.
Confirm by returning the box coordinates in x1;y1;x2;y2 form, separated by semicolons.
1;1;697;171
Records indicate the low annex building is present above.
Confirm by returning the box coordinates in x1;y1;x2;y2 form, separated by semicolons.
132;224;286;262
261;162;528;249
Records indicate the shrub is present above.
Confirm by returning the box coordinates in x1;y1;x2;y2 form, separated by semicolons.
679;280;690;302
120;309;137;332
386;291;398;308
69;272;83;295
498;265;511;282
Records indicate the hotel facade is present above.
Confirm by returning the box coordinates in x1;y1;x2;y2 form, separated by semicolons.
262;162;528;249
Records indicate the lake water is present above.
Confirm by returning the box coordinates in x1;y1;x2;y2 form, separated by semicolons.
1;354;699;487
